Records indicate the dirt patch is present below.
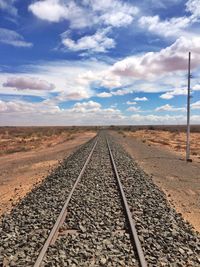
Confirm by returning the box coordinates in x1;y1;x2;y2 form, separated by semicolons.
111;131;200;233
124;129;200;163
0;131;96;216
0;127;91;156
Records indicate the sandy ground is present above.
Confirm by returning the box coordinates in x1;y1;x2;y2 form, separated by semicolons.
0;131;96;216
125;129;200;163
111;131;200;233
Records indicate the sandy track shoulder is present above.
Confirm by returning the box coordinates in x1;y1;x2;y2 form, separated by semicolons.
0;132;96;216
111;131;200;233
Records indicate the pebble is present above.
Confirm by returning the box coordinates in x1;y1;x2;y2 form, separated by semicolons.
0;133;200;267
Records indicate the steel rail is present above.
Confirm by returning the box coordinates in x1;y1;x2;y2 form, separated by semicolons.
34;139;98;267
106;137;147;267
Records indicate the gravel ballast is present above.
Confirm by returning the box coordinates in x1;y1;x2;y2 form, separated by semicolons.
0;132;199;267
108;134;200;266
0;137;96;266
43;135;138;266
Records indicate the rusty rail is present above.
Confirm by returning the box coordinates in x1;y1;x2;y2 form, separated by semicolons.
106;137;147;267
34;139;98;267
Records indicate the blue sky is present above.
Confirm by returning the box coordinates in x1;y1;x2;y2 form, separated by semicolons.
0;0;200;125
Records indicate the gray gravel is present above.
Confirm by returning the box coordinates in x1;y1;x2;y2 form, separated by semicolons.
43;135;138;266
0;137;96;266
0;132;200;267
108;134;200;267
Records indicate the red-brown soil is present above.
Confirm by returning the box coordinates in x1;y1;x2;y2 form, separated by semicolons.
0;130;96;216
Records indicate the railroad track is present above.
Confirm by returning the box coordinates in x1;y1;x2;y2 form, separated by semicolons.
1;131;199;266
34;133;147;266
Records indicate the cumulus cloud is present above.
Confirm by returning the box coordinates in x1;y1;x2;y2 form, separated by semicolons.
186;0;200;19
97;92;112;98
160;88;187;99
0;99;124;125
139;15;190;38
3;77;55;91
61;28;115;53
126;101;137;105
29;0;67;22
99;72;121;89
139;0;200;38
0;100;25;113
58;91;90;101
0;28;32;47
127;106;141;112
0;59;107;100
111;36;200;80
70;101;123;122
134;97;148;101
155;104;186;112
193;84;200;91
89;0;139;27
112;88;133;96
0;99;61;114
1;98;200;126
29;0;90;28
191;100;200;110
130;114;200;125
97;88;133;98
29;0;138;29
72;100;101;112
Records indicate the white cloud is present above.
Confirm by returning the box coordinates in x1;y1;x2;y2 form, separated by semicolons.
97;88;133;98
83;0;138;27
97;92;112;98
191;100;200;110
62;28;115;53
186;0;200;19
0;0;17;16
134;97;148;101
0;28;32;47
3;77;55;91
99;72;121;88
29;0;90;28
0;99;124;125
72;100;101;112
58;91;90;101
100;12;134;27
29;0;67;22
139;0;200;38
0;98;199;126
130;114;200;125
127;106;141;112
160;87;187;99
139;15;191;38
159;93;174;100
126;101;137;105
0;100;61;114
29;0;138;29
112;88;133;96
0;59;110;100
111;36;200;80
193;84;200;91
155;104;186;112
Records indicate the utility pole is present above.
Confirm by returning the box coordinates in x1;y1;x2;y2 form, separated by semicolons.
186;52;191;162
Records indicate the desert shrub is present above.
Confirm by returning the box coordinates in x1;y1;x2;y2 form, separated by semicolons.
148;126;155;130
